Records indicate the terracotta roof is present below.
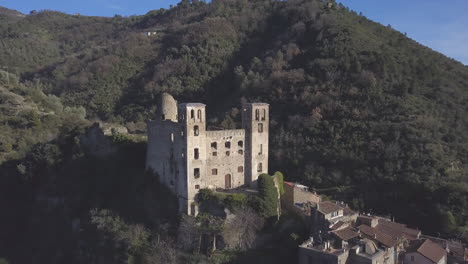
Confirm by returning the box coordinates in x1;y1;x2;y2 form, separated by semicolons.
357;224;397;248
332;227;359;241
417;240;446;263
331;221;347;230
284;181;294;187
343;207;356;216
318;201;343;214
377;220;420;240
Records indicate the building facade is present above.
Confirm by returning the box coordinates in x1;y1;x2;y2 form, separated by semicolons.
146;93;269;214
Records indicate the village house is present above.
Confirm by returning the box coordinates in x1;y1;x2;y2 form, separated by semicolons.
404;239;447;264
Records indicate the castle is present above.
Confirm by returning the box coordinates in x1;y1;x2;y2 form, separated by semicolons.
146;93;269;215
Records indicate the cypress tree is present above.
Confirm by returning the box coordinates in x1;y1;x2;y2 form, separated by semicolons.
257;174;278;219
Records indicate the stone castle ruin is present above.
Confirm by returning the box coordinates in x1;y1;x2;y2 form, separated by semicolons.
146;93;269;215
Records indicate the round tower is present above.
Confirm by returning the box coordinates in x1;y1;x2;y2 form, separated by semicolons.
157;93;178;122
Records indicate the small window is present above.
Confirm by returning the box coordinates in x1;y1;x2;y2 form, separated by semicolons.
211;142;217;149
255;109;260;121
262;109;266;121
259;144;263;155
197;109;202;121
238;166;243;173
212;168;218;175
258;123;263;133
225;142;231;148
238;141;243;148
212;152;217;156
170;133;174;142
257;163;262;172
238;149;243;155
226;151;230;156
162;114;165;120
195;185;200;189
194;148;199;160
194;168;200;178
181;130;184;136
191;109;195;119
194;125;199;136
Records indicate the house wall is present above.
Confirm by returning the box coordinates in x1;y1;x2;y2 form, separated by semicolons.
404;252;446;264
205;129;245;189
298;247;349;264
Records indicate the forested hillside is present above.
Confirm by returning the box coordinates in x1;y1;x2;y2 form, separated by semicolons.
0;0;467;263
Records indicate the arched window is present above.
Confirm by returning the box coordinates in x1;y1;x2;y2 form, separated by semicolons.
255;109;260;121
258;123;263;133
238;149;243;155
211;142;217;149
262;109;266;121
238;140;243;148
194;168;200;178
197;109;202;121
257;163;263;172
194;125;199;136
225;142;231;148
190;109;195;119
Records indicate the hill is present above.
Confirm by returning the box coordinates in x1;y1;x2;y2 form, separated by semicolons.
0;0;467;262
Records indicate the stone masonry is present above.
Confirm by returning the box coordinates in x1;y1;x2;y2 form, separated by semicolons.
146;93;269;215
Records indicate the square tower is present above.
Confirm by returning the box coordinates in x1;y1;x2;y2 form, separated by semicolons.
178;103;207;214
242;103;269;185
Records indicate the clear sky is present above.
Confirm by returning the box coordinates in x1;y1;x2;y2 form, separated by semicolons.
1;0;467;65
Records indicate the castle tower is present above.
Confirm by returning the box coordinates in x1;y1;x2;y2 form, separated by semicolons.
178;103;207;215
157;92;178;122
242;103;269;185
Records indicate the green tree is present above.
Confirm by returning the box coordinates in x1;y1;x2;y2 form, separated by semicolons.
257;174;278;219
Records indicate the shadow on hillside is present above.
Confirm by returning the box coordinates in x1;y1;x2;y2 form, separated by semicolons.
0;135;178;263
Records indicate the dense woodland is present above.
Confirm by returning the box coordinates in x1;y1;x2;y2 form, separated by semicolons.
0;0;467;263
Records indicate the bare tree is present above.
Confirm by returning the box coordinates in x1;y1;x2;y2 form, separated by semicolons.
222;208;264;250
177;215;200;252
144;238;178;264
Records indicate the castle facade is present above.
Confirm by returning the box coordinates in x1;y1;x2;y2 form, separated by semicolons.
146;93;269;215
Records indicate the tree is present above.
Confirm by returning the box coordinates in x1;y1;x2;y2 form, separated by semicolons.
257;174;279;220
222;207;264;250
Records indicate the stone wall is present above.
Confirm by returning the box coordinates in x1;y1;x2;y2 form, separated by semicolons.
204;129;246;189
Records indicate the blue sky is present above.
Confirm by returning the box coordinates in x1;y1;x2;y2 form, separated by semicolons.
1;0;467;65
